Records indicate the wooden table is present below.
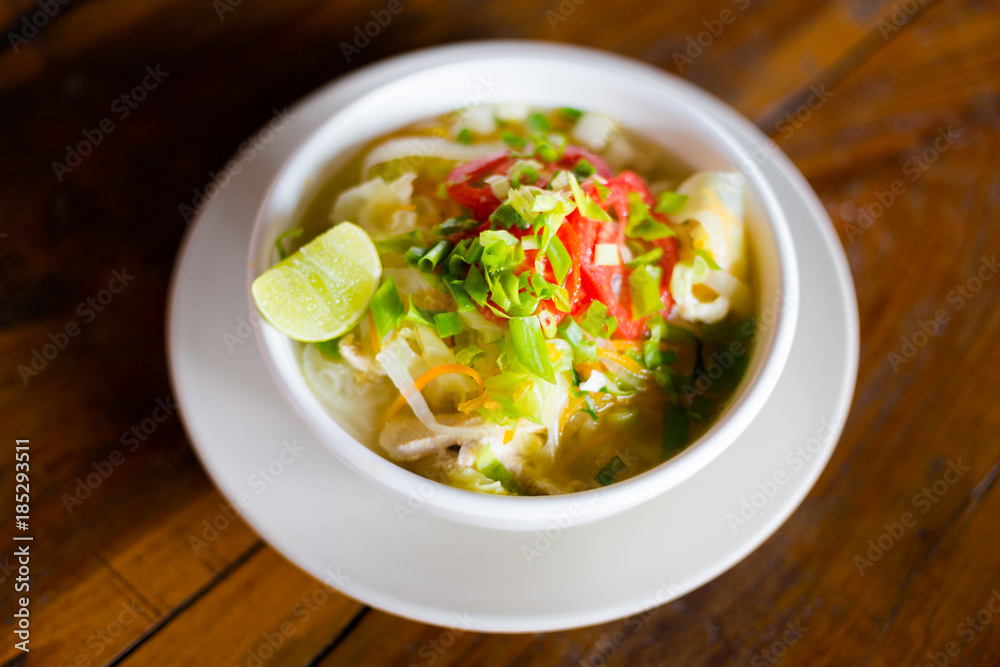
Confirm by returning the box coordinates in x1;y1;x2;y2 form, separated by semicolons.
3;0;999;664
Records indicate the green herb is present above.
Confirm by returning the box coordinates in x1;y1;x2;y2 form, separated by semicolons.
654;191;689;214
456;128;473;144
371;277;405;339
509;316;556;383
314;337;341;361
274;228;303;261
628;264;663;318
474;446;521;494
433;312;463;338
595;454;628;486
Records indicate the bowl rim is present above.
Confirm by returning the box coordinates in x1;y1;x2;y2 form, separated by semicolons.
247;41;800;529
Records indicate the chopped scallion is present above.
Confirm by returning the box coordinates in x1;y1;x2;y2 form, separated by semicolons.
371;277;404;339
509;316;556;383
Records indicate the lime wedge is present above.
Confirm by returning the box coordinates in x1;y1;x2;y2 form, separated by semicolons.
251;222;381;342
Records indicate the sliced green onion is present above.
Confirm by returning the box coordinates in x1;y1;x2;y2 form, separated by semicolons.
456;128;473;144
655;191;689;214
444;279;477;312
695;249;721;270
417;240;453;273
579;302;617;339
371;277;404;339
403;246;427;267
559;107;583;122
501;131;525;150
274;228;303;261
490;202;530;230
510;162;539;188
314;337;341;361
625;247;663;269
500;271;521;307
464;266;489;306
595;454;628;486
475;446;521;494
629;264;663;318
662;403;688;459
402;297;437;327
572;159;595;179
581;394;598;421
484;372;543;424
532;193;558;212
574;339;598;365
546;236;572;285
433;312;463;338
510;316;556;383
433;216;477;237
568;172;611;222
557;317;585;347
526;112;550;133
456;345;485;365
626;192;676;240
594;181;610;202
375;230;424;255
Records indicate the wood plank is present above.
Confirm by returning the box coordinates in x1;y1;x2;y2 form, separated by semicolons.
118;546;362;666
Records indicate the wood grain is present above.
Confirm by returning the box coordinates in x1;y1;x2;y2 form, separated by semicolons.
3;0;999;664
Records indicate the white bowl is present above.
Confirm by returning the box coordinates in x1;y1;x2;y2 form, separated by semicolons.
248;43;799;531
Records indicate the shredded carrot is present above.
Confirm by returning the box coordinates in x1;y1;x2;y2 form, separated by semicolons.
610;339;642;351
597;347;648;375
503;429;516;444
368;312;380;353
385;363;485;420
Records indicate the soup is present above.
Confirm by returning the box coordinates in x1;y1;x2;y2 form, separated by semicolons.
252;105;757;495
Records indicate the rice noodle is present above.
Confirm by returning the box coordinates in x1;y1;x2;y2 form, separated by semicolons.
376;336;500;438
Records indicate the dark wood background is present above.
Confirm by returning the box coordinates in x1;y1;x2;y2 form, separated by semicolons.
3;0;1000;664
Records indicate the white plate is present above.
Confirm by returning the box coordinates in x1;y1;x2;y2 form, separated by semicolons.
167;43;858;633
